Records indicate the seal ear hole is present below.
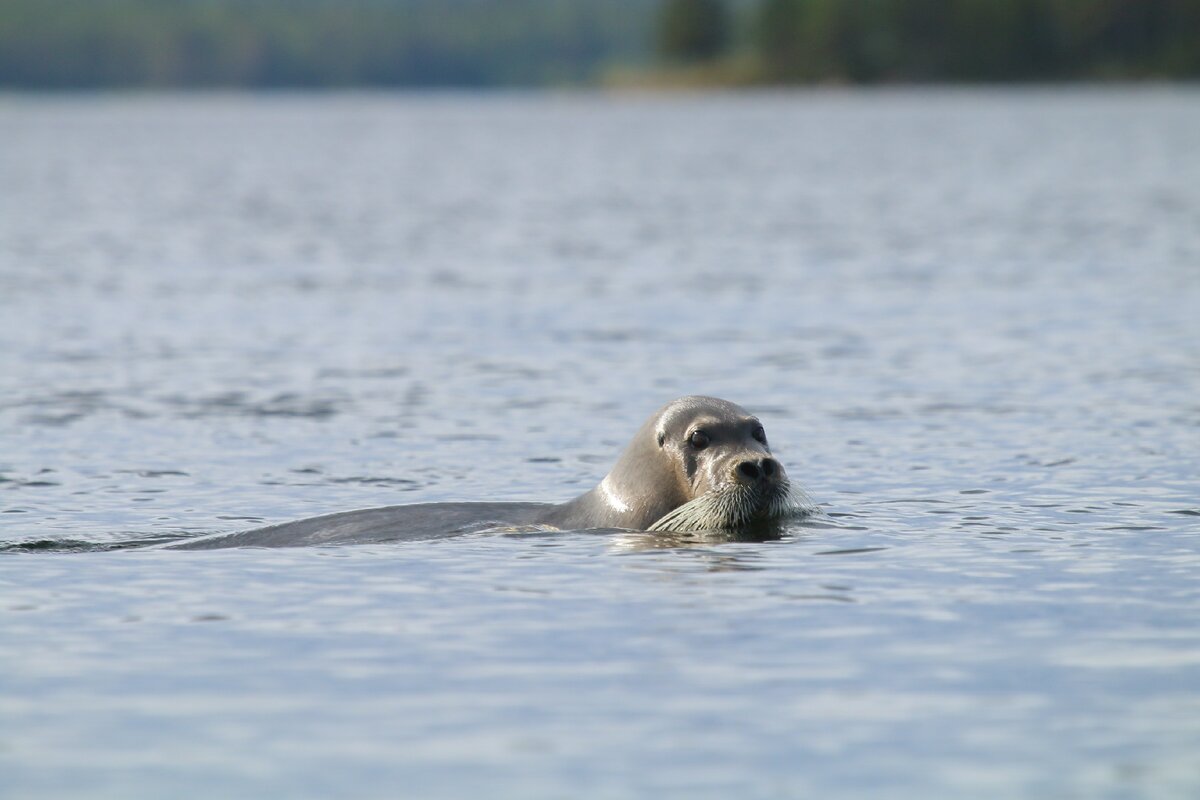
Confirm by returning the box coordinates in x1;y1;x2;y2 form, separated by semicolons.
656;432;665;447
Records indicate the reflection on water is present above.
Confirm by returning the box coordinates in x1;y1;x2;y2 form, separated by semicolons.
2;90;1199;799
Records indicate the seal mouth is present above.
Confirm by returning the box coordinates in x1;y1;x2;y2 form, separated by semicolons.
647;479;814;533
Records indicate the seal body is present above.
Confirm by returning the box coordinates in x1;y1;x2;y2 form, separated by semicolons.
168;502;553;549
170;396;807;549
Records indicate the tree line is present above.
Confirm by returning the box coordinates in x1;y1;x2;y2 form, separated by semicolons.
0;0;653;88
661;0;1200;81
1;0;1197;89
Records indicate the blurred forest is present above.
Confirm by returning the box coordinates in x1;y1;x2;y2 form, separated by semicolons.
747;0;1200;82
0;0;1197;88
0;0;655;87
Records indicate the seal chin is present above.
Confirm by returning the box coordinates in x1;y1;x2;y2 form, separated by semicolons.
647;480;813;533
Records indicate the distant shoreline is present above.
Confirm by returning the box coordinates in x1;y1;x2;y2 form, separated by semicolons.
1;81;1197;99
3;0;1198;91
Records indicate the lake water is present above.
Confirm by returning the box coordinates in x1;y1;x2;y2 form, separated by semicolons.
1;89;1198;799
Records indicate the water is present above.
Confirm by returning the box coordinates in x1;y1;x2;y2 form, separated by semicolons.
2;89;1198;798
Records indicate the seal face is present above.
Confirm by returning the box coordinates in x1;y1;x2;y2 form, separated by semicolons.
645;399;798;532
538;396;810;533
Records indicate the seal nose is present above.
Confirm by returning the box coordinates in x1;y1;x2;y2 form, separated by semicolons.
737;461;761;481
735;457;780;484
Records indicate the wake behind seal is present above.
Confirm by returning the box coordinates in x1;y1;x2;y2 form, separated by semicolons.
170;396;813;549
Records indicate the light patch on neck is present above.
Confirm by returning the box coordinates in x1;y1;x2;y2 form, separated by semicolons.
599;476;630;513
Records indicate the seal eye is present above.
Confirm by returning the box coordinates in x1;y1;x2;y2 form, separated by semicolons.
752;425;767;445
688;430;710;450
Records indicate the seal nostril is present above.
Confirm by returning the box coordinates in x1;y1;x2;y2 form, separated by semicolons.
737;461;761;481
761;458;777;478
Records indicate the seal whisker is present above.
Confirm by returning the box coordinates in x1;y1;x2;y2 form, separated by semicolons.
648;478;814;533
773;479;818;517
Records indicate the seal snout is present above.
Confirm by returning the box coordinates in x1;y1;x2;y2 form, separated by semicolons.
733;457;781;485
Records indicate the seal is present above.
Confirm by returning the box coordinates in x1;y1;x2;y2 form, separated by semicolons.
170;396;811;549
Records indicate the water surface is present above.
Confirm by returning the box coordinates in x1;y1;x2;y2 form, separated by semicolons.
2;89;1199;799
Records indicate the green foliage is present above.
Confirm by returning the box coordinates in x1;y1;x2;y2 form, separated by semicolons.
657;0;732;62
0;0;1197;87
753;0;1200;82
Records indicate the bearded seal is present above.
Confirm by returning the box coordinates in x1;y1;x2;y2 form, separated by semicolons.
169;396;811;549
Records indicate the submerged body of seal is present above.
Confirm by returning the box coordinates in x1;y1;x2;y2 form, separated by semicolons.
171;396;812;549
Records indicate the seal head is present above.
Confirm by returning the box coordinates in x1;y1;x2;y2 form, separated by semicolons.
538;396;808;532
